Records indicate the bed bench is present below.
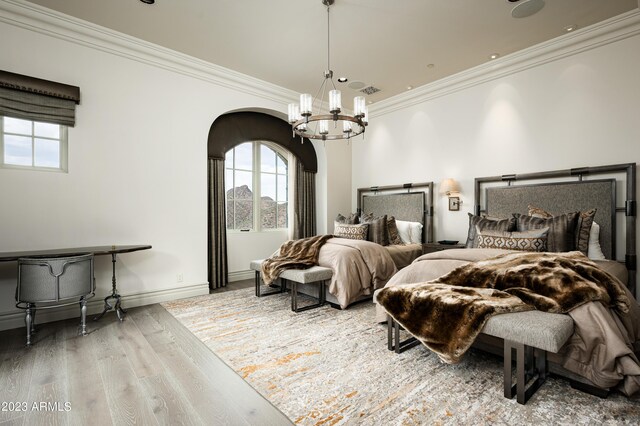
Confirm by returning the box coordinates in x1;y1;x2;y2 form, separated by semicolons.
482;311;573;404
388;310;573;404
250;260;332;312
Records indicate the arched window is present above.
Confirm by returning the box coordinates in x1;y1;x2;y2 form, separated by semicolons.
225;141;289;231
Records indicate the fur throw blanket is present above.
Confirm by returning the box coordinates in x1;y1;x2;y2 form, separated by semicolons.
261;235;333;285
377;251;630;363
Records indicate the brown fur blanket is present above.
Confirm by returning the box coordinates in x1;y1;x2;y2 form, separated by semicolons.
377;251;630;363
261;235;333;285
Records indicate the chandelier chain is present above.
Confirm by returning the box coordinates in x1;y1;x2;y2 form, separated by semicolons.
327;3;331;73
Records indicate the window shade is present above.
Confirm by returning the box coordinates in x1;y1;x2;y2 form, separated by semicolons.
0;70;80;127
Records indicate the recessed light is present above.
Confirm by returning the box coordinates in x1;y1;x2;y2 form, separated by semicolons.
489;53;500;60
426;63;435;69
564;24;577;32
140;0;155;4
406;85;413;90
337;77;348;83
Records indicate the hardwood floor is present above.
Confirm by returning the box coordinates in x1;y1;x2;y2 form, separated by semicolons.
0;280;292;426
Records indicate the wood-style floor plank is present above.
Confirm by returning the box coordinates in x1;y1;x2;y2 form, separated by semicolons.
23;323;69;426
94;319;159;426
145;304;293;426
129;309;176;354
114;317;164;379
140;372;205;426
0;416;24;426
154;342;247;425
27;323;67;388
22;381;68;426
0;289;290;426
0;328;37;424
63;320;114;426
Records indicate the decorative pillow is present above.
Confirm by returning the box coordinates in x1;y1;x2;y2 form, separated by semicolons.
335;213;359;225
465;213;517;248
387;216;403;245
587;221;606;260
333;223;368;240
408;222;424;244
360;213;389;246
527;205;596;255
517;212;579;252
395;220;412;244
476;227;549;252
396;220;423;244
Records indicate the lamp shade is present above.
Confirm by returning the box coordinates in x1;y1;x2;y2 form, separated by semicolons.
440;178;461;195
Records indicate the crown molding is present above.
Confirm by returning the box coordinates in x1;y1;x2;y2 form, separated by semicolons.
370;9;640;118
0;0;298;106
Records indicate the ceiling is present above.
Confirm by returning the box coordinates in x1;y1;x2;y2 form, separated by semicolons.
25;0;638;104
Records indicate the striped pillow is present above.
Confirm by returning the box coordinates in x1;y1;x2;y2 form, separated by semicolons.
527;205;596;255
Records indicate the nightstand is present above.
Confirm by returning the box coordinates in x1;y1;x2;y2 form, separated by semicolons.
422;242;465;255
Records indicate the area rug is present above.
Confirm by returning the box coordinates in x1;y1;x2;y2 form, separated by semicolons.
162;288;640;425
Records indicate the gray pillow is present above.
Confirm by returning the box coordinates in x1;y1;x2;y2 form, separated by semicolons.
360;213;389;246
465;213;517;248
517;212;579;252
336;213;359;225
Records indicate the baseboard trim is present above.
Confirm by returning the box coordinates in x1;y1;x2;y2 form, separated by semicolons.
229;270;254;282
0;282;209;332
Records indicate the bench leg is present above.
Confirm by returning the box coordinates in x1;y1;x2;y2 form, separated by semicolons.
255;271;284;297
387;315;419;353
504;340;548;404
291;280;325;313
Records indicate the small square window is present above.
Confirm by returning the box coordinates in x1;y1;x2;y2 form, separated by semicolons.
1;116;68;172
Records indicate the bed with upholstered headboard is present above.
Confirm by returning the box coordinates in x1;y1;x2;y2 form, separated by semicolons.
374;163;639;398
474;163;636;296
292;182;434;309
356;182;434;270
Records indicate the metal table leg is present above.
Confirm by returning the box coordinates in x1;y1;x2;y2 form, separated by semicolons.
94;253;127;321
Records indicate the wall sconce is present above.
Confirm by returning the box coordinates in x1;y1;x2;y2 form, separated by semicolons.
440;178;462;211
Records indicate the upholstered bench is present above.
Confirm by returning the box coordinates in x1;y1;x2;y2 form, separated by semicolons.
482;310;573;404
387;310;573;404
249;260;333;312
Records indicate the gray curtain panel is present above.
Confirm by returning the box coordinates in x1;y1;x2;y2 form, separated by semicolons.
293;161;316;239
208;158;228;289
0;87;77;127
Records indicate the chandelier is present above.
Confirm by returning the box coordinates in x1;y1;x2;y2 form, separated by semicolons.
288;0;368;141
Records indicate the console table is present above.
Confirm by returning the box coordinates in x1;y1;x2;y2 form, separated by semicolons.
0;244;152;321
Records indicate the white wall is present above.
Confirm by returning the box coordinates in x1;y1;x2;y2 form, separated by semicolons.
354;18;640;294
0;2;340;329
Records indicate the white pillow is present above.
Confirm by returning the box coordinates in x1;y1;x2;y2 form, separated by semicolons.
587;221;606;260
396;220;423;244
395;220;412;244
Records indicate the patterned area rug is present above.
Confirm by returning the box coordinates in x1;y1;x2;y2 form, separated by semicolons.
163;288;640;425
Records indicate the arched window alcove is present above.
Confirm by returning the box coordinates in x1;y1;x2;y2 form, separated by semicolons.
207;111;317;289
